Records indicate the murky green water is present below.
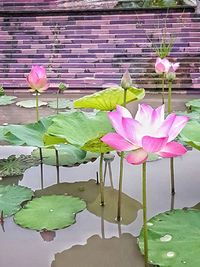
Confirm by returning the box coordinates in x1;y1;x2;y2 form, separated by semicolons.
0;145;199;267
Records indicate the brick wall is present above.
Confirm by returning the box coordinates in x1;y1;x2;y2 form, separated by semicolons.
0;7;200;91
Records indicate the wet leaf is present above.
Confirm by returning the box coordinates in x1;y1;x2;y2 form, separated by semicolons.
48;99;73;109
0;95;17;106
0;185;33;217
139;209;200;267
14;195;86;230
16;99;47;108
32;144;99;166
74;86;145;111
47;111;113;149
179;120;200;150
0;154;40;177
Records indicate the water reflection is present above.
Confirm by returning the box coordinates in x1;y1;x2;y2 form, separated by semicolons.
51;233;145;267
40;230;56;242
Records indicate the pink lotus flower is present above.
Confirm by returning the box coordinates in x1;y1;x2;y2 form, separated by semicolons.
101;104;188;165
166;62;180;81
155;57;171;74
27;65;49;92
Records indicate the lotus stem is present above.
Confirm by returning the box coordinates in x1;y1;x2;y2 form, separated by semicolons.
55;148;60;184
99;153;105;206
168;80;172;113
123;88;127;107
35;90;39;122
108;162;114;188
142;162;148;267
170;158;175;195
56;90;59;114
117;151;124;221
161;73;165;105
39;148;44;189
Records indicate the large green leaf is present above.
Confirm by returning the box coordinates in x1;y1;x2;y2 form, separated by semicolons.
0;154;40;177
74;86;145;111
47;111;114;149
138;209;200;267
179;120;200;150
14;195;86;230
2;116;54;147
185;99;200;112
31;144;99;166
0;95;17;106
16;99;47;108
0;185;34;217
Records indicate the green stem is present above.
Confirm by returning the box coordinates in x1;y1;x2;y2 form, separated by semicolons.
170;158;175;195
117;152;124;221
35;91;39;122
116;88;127;220
99;153;104;206
56;91;59;114
161;73;165;105
168;81;172;113
142;162;148;267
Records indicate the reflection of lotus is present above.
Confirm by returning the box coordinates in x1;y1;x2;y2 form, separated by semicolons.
51;233;144;267
102;104;188;165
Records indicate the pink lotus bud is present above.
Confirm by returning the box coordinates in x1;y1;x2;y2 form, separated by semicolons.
166;62;180;81
121;70;132;90
27;65;49;92
155;57;171;74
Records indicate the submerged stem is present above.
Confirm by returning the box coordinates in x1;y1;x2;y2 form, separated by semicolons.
35;91;39;122
142;162;148;267
99;153;104;206
168;81;172;113
161;73;165;105
117;152;124;221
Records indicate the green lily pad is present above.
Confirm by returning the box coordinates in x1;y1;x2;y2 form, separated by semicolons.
16;99;47;108
82;136;113;153
0;95;17;106
46;111;114;151
0;185;34;217
74;86;145;111
48;99;74;109
31;144;99;166
138;209;200;267
0;154;40;177
14;195;86;230
179;120;200;150
36;180;142;225
2;116;54;147
185;99;200;112
176;111;200;122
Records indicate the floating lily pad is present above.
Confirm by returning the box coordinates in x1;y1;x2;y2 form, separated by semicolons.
180;120;200;150
48;99;74;109
176;111;200;122
52;233;145;267
0;95;17;106
47;111;114;150
31;144;99;166
185;99;200;112
14;195;86;230
74;86;145;111
36;180;142;225
16;99;47;108
0;185;34;217
138;209;200;267
82;136;113;153
0;155;40;177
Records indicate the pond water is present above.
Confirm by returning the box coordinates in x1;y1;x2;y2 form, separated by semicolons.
0;145;199;267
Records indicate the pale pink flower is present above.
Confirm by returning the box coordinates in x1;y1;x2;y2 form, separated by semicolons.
27;65;49;92
155;57;171;74
101;104;188;165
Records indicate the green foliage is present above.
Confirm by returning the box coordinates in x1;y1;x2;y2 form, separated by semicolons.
14;195;86;230
185;99;200;112
0;185;33;217
0;85;5;96
179;120;200;150
48;99;73;109
16;99;47;108
0;95;17;106
74;86;145;111
139;209;200;266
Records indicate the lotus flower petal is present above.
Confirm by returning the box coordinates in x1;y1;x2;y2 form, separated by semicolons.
101;133;135;151
116;105;132;118
142;136;168;153
155;57;170;74
167;115;189;142
122;117;142;145
158;142;187;157
126;149;148;165
27;65;49;92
